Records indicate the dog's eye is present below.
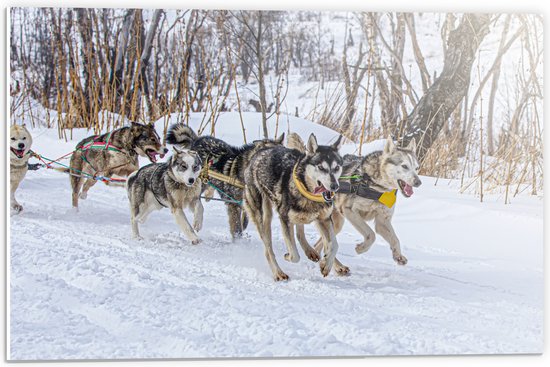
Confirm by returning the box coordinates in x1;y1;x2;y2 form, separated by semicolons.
192;165;199;171
11;137;15;141
22;137;26;140
334;165;340;172
402;164;409;170
317;165;326;172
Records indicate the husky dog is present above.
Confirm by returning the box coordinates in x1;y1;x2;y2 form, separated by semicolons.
243;133;344;281
126;147;203;244
10;124;33;213
70;122;167;209
294;136;421;271
166;123;284;240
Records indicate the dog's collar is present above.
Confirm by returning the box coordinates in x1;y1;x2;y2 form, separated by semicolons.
292;164;334;204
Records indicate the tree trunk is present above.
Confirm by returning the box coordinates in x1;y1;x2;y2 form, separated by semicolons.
139;9;163;118
256;12;269;138
487;16;511;156
109;9;135;101
402;14;492;161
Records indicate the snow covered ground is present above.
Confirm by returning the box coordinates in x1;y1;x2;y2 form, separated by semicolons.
8;114;543;360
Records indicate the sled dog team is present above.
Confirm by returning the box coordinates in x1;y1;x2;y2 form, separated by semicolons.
10;122;422;281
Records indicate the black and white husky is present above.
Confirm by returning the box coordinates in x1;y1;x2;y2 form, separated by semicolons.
126;147;203;244
243;133;344;281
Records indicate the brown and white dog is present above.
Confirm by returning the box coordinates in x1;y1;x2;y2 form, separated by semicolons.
70;122;167;209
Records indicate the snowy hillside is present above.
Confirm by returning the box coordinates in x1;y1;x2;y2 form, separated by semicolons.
8;114;543;360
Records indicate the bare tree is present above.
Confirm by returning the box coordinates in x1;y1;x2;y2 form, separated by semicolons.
402;13;492;160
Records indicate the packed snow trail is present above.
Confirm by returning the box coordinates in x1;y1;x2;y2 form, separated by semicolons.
8;118;543;359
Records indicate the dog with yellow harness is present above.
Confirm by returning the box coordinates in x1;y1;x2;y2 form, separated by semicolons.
288;133;421;271
243;133;344;281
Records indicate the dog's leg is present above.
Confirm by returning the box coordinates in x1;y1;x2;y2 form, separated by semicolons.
314;218;339;277
172;207;201;245
203;185;215;202
10;184;23;213
80;178;98;200
329;211;350;275
375;214;407;265
130;211;142;240
227;203;243;240
343;207;376;254
279;217;300;263
244;187;288;281
295;224;320;262
192;198;204;232
312;211;348;274
70;155;84;208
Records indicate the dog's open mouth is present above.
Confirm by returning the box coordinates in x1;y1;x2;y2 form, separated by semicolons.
313;180;328;195
146;149;165;163
313;180;336;202
11;147;25;159
398;179;414;197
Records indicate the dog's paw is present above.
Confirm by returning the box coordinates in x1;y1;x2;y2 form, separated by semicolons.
191;238;202;245
304;249;320;262
79;191;87;200
274;271;289;282
393;254;408;265
11;204;23;214
133;234;145;241
319;258;332;277
335;264;351;276
193;221;203;232
355;242;373;254
284;252;300;263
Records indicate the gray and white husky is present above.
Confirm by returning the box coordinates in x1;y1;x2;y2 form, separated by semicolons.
126;147;203;244
289;133;421;271
243;133;344;281
166;123;284;240
10;124;33;213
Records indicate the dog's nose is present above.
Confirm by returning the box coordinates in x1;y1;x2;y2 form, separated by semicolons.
188;178;195;185
18;143;24;149
414;177;422;187
330;183;339;192
163;148;168;154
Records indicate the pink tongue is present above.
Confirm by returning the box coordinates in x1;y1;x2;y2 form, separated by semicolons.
313;186;327;194
404;183;414;197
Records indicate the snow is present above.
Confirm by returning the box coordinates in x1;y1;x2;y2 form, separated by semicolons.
8;113;543;360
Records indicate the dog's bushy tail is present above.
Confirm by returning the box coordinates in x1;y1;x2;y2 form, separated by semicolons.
286;132;306;153
166;123;198;149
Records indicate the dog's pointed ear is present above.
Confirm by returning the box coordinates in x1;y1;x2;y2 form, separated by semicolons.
306;133;318;154
275;132;285;145
384;136;395;154
332;135;344;151
173;146;183;155
130;121;141;131
406;138;417;154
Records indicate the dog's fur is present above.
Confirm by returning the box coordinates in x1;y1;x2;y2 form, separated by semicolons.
126;147;203;244
10;124;33;213
166;123;284;240
292;134;422;271
70;122;167;208
243;133;344;281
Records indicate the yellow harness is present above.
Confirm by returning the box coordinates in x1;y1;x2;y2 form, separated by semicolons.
378;190;397;208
